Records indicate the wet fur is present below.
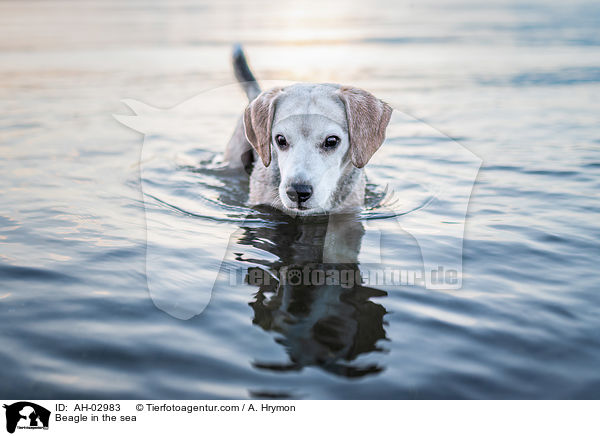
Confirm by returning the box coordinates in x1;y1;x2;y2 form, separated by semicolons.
225;46;392;215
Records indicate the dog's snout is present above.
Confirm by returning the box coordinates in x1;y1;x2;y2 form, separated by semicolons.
286;184;313;204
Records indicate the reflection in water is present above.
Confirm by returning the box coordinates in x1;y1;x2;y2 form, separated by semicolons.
236;211;388;378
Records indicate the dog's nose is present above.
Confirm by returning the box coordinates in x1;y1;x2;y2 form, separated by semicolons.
286;184;313;203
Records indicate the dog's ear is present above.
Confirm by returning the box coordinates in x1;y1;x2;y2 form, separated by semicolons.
337;86;393;168
243;87;283;167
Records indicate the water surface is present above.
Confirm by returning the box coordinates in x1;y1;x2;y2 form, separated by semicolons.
1;0;599;399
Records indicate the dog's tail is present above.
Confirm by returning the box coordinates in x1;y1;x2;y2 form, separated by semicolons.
233;43;261;101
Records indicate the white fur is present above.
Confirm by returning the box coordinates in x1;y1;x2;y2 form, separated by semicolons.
226;83;382;216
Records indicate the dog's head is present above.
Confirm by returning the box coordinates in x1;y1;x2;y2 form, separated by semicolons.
244;83;392;214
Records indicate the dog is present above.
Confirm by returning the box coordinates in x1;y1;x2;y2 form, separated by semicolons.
225;45;393;216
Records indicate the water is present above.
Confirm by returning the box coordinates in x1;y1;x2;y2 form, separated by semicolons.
1;0;599;399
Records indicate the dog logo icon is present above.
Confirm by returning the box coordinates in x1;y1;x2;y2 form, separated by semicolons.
3;402;50;434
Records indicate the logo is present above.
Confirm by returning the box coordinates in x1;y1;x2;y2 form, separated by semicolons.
3;402;50;434
115;82;481;320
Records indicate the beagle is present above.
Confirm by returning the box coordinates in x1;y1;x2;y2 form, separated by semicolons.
225;45;393;215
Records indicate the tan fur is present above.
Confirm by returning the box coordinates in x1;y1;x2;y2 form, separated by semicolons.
243;87;283;167
336;86;393;168
229;82;392;215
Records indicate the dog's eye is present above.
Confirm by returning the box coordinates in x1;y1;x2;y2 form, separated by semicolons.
274;134;288;148
323;136;340;149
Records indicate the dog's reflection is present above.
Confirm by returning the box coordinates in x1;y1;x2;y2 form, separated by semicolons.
236;211;388;378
